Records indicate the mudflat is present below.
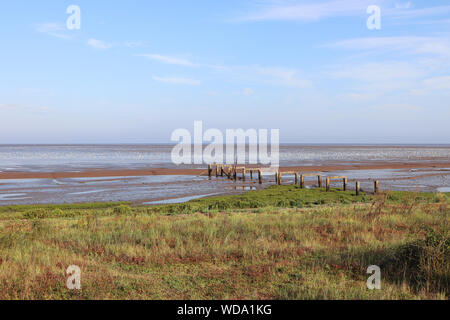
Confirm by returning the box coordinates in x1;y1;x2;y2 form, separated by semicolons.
1;161;449;180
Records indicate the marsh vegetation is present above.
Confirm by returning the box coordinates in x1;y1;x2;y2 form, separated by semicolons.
0;187;448;299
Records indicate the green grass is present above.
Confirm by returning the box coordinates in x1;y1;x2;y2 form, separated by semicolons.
0;202;130;221
148;186;373;214
0;187;448;300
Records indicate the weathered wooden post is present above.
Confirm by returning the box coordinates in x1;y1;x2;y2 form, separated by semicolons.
343;178;348;191
233;168;237;181
300;175;305;188
258;170;262;184
374;180;379;194
220;165;224;177
318;175;322;188
275;172;279;184
278;172;282;185
295;173;299;185
356;181;360;196
250;170;253;180
208;164;212;178
326;177;330;192
242;169;246;181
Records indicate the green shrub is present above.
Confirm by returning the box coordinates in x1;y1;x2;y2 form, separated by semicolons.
114;205;133;215
23;209;47;219
382;227;449;295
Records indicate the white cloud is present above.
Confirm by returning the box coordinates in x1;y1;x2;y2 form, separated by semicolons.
238;0;377;22
422;75;450;90
216;64;312;89
152;76;201;85
415;19;450;25
124;41;146;48
338;92;377;102
387;5;450;20
326;36;450;57
326;59;432;102
137;53;311;88
87;38;113;49
394;2;412;10
411;76;450;95
328;61;426;82
0;103;52;114
325;37;450;95
137;54;195;66
243;88;254;95
255;67;311;88
368;103;426;117
36;23;70;39
0;103;14;110
372;103;423;112
237;1;450;26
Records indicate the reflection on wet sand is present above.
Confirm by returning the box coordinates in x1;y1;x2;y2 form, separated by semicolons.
0;166;448;206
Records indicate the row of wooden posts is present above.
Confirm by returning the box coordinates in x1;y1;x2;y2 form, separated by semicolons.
208;164;380;194
208;164;264;184
275;172;379;195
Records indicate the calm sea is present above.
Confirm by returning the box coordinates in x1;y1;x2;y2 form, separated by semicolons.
0;144;449;172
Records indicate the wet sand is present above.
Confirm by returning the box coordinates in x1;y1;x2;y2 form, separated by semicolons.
1;162;449;206
1;161;450;180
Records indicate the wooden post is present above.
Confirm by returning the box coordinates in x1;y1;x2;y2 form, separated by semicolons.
300;175;304;188
220;165;224;177
356;181;360;196
242;169;246;181
275;172;278;184
374;180;379;194
250;170;253;180
208;164;212;178
318;175;322;188
258;170;262;184
343;178;347;191
326;177;330;192
278;173;282;185
215;165;219;177
295;173;299;185
233;168;237;181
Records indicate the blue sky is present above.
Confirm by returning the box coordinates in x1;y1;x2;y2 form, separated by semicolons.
0;0;449;143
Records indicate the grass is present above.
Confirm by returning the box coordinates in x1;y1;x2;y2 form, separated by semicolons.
148;186;372;214
0;187;448;300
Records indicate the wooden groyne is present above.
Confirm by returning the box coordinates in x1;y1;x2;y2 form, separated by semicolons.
207;164;380;195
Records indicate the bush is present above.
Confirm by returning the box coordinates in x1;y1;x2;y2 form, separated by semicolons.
114;205;133;215
434;193;447;203
208;201;231;211
276;199;290;207
23;209;47;219
175;203;194;214
382;227;449;295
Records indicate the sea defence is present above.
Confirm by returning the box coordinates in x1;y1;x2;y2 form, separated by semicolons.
208;164;380;195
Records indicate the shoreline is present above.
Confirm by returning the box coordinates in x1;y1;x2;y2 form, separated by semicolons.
0;161;450;180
